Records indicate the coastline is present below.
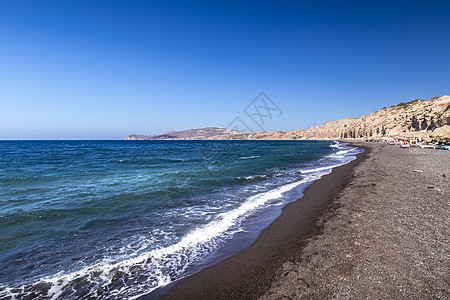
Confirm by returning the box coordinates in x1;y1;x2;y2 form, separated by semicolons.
139;143;369;299
261;143;449;299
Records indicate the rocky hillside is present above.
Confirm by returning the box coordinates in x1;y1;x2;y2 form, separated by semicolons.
125;96;450;141
206;95;450;141
125;127;244;140
301;95;450;140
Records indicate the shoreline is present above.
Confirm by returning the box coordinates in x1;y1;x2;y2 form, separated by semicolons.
261;143;449;299
139;143;369;299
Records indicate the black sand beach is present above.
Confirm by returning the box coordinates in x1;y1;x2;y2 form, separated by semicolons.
140;144;369;299
143;142;449;299
261;143;449;299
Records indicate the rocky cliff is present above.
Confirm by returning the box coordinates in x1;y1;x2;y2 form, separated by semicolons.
207;95;450;141
302;95;450;140
126;95;450;141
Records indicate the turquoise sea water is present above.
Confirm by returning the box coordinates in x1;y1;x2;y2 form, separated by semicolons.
0;140;361;299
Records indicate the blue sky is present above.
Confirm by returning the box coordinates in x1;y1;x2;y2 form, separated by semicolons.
1;0;449;139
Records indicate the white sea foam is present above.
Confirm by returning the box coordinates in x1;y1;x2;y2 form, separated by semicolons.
300;165;336;174
1;143;362;300
242;174;270;180
239;155;260;159
1;175;319;300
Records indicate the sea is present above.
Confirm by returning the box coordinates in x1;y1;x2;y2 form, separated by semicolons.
0;140;361;299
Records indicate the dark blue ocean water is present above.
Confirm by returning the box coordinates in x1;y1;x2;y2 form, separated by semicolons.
0;140;361;299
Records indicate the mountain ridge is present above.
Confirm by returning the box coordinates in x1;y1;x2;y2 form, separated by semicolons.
125;95;450;141
124;127;245;140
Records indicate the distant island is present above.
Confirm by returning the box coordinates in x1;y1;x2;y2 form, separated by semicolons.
125;95;450;141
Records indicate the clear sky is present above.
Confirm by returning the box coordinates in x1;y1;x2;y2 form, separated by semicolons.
1;0;449;139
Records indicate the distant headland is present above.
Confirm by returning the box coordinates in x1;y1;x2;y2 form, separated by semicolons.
125;95;450;141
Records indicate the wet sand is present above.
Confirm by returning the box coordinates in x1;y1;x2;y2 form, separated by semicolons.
143;144;369;300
